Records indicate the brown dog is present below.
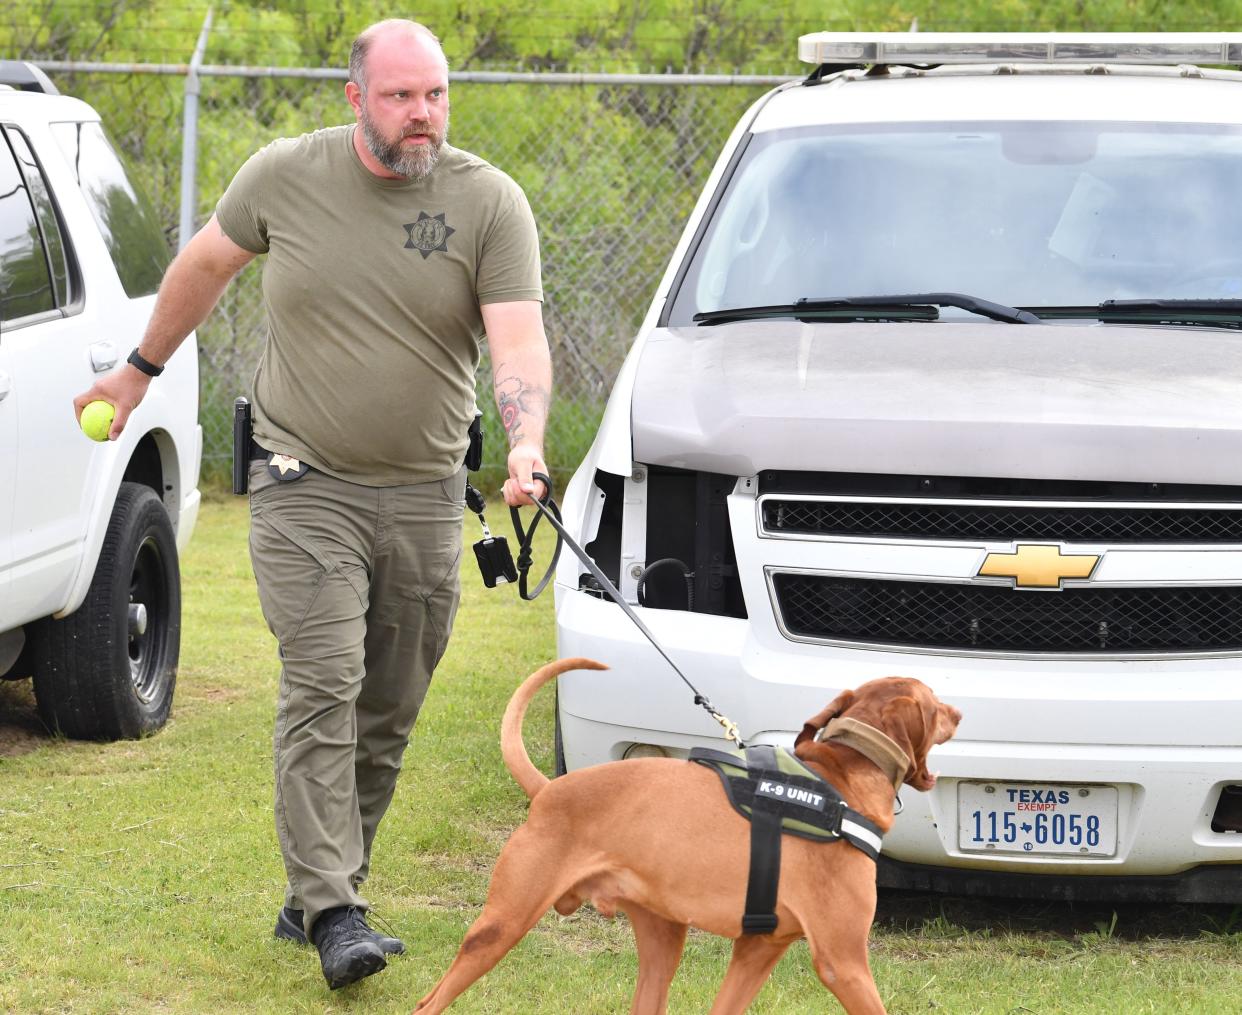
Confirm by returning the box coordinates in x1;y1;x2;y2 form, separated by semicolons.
414;659;961;1014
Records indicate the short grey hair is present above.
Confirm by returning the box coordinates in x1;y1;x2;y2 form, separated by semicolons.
348;20;442;97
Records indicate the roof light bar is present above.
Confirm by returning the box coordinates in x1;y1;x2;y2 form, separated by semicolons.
798;32;1242;67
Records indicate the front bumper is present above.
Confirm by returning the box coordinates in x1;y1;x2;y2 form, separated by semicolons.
876;856;1242;903
555;587;1242;897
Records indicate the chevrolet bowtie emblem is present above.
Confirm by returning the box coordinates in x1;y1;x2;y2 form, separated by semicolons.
977;544;1100;589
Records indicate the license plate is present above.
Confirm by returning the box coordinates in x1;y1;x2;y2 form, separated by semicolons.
958;781;1118;857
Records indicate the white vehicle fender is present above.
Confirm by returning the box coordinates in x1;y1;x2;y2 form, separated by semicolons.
55;357;197;619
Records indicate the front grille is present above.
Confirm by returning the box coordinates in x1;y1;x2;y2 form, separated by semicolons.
771;573;1242;653
762;499;1242;543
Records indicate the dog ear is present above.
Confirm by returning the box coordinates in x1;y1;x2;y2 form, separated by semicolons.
933;702;963;746
880;695;936;790
795;688;855;747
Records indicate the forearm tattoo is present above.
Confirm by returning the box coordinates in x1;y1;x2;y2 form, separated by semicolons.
495;373;550;447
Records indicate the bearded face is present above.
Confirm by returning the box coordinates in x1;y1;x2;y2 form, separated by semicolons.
359;97;449;180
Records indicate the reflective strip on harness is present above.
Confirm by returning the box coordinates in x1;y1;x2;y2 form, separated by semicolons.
690;744;885;935
840;815;883;856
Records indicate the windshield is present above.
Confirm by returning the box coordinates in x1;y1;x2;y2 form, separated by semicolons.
667;120;1242;324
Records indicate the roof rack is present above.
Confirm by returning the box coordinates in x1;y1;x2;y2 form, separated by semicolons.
798;32;1242;68
0;61;59;95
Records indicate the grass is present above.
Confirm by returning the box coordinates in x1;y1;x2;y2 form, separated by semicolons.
1;497;1241;1013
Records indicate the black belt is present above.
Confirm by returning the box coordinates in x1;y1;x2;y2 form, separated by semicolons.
248;437;268;461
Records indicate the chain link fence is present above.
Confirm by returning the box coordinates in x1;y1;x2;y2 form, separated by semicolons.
33;62;784;487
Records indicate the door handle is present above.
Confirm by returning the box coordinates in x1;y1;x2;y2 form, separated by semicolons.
90;341;117;372
0;370;10;401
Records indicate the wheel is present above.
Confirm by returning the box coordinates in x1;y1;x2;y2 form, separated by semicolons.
553;687;567;778
29;482;181;739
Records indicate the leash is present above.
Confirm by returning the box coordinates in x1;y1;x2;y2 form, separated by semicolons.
470;471;745;748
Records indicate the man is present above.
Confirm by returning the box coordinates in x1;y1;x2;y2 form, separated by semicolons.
74;20;552;990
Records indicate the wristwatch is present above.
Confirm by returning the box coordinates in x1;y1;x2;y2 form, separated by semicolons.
127;348;164;377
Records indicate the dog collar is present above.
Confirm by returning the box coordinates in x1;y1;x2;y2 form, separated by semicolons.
818;717;910;793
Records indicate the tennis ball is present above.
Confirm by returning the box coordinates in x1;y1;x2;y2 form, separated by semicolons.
80;400;115;442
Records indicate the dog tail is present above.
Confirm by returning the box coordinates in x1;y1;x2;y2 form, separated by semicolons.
502;657;609;799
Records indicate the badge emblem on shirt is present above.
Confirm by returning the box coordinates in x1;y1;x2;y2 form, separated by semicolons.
403;212;455;258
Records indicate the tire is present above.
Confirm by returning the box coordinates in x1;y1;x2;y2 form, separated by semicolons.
30;482;181;740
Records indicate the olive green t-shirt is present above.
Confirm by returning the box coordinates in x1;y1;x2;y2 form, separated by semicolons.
215;125;543;485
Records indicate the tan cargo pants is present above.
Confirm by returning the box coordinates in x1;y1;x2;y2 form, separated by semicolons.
248;459;464;937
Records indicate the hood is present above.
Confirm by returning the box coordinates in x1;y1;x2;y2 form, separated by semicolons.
630;320;1242;485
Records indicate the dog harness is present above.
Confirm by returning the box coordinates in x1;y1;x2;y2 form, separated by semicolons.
690;744;886;935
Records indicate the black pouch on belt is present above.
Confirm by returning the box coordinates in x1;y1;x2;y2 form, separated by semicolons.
232;396;252;495
465;410;484;472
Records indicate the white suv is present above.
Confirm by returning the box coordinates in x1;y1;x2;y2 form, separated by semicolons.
0;63;200;739
554;34;1242;901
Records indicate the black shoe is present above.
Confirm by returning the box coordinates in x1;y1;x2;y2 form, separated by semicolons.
310;906;387;990
275;905;405;955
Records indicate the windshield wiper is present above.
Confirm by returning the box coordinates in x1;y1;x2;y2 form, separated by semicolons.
693;292;1040;327
833;293;1043;324
1026;299;1242;328
693;298;938;326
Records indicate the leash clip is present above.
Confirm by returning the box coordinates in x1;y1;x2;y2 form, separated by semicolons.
710;707;745;748
695;694;745;747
